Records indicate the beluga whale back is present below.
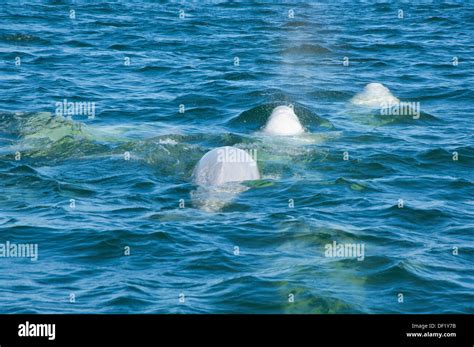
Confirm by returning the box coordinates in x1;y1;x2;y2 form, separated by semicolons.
262;105;305;136
350;83;399;108
192;146;260;186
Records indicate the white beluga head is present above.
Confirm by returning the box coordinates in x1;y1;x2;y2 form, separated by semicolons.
350;83;399;108
192;146;260;186
191;146;260;212
262;106;305;136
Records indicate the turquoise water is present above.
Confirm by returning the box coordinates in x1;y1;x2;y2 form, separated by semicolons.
0;1;473;313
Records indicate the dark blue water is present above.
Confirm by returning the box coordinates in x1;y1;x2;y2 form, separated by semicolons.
0;1;473;313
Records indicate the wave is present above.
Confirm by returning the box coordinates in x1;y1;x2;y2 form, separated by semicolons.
281;43;332;55
282;20;311;28
136;65;172;73
0;33;49;44
308;89;353;101
416;146;474;167
415;88;473;102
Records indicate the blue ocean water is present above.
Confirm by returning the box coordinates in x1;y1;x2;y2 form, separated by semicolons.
0;1;473;313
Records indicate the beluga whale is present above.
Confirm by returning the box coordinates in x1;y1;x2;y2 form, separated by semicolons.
350;82;399;108
191;146;260;211
262;105;305;136
191;105;311;211
192;146;260;186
